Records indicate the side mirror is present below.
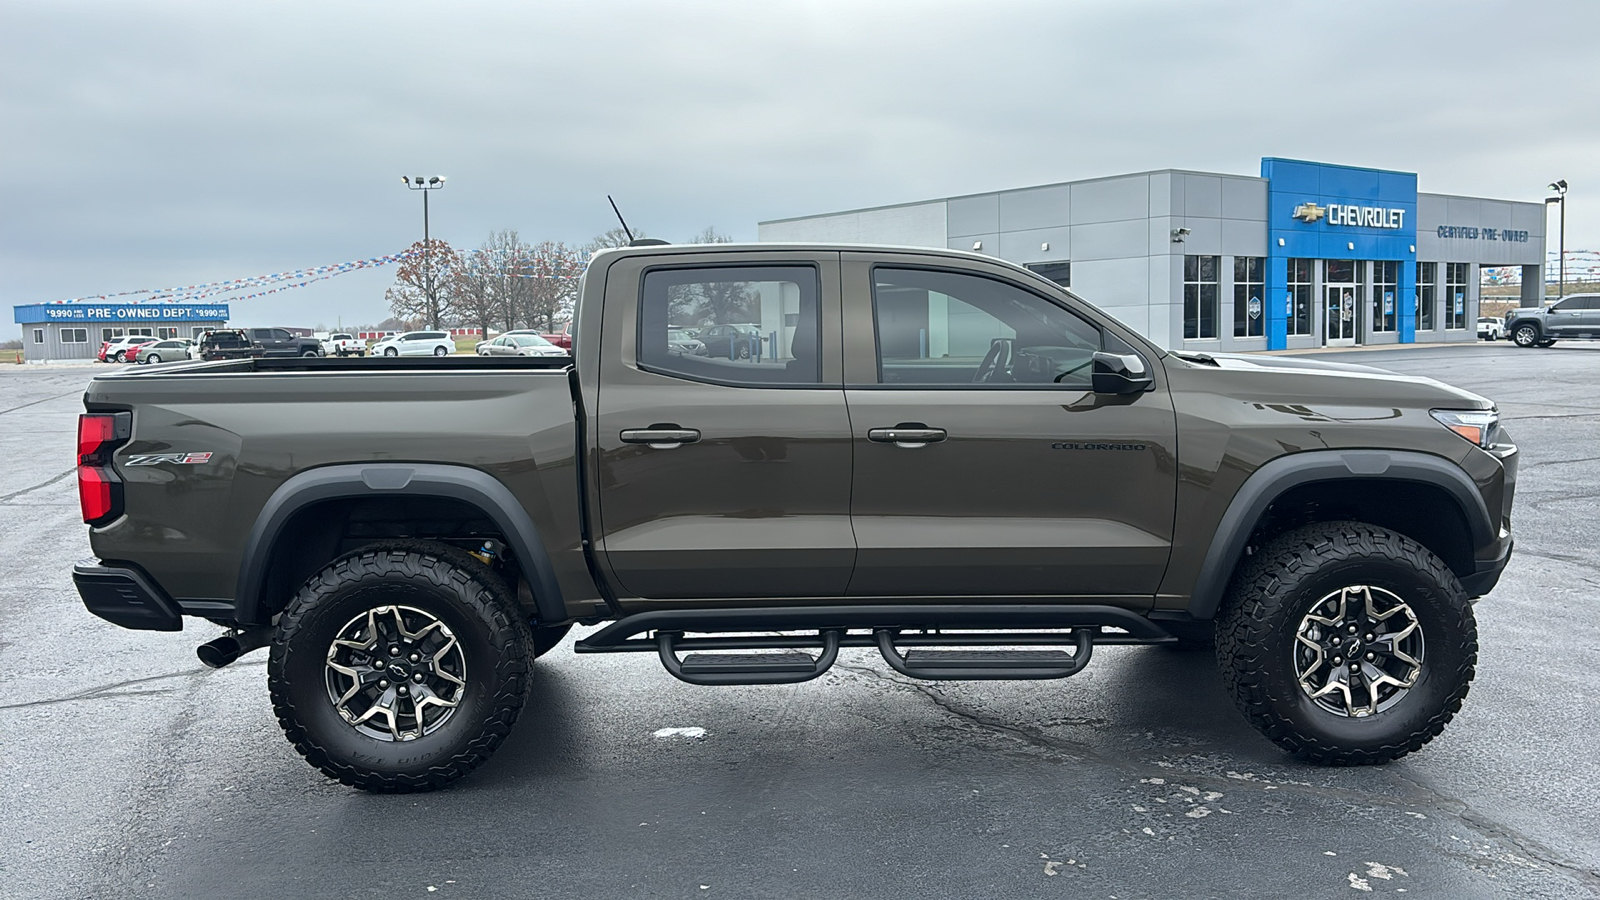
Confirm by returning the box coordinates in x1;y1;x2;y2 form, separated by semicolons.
1091;351;1153;395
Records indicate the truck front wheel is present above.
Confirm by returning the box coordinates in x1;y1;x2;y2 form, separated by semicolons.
1215;521;1476;765
267;542;534;792
1512;323;1541;347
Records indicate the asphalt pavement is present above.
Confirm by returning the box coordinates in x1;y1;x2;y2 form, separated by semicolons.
1;344;1597;899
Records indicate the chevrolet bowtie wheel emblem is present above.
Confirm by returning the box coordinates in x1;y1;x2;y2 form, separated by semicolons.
1292;202;1327;223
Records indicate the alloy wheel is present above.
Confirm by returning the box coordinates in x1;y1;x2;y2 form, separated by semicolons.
1293;585;1423;718
324;605;467;742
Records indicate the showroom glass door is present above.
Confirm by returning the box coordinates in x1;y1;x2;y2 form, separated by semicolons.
1323;260;1358;346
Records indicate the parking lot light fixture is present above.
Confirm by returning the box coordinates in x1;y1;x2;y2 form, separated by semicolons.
403;174;448;327
1547;180;1567;301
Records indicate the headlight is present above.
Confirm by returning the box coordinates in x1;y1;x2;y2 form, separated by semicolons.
1430;409;1499;449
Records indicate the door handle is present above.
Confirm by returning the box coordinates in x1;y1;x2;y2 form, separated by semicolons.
868;425;947;447
620;426;701;449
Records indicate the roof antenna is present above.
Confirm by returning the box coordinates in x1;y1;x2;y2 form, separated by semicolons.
607;195;634;242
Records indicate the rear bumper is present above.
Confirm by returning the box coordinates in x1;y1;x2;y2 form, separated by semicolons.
72;558;183;631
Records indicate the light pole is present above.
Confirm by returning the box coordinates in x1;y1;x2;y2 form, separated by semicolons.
402;175;446;326
1546;179;1567;301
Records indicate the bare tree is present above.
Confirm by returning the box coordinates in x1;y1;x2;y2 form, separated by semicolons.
387;239;460;328
523;241;586;331
686;226;735;245
583;226;644;256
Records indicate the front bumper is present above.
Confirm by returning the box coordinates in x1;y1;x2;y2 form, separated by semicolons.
73;558;182;631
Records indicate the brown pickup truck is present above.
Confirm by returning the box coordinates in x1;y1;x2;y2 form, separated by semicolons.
72;242;1516;792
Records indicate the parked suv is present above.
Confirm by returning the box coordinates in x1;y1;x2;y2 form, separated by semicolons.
1506;293;1600;347
372;330;455;357
100;335;155;363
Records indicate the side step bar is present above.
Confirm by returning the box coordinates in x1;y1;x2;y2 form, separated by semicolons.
575;604;1172;686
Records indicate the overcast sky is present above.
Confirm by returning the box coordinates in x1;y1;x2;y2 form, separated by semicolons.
4;0;1597;337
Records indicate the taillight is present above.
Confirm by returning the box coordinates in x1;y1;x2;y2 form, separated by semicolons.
77;412;130;525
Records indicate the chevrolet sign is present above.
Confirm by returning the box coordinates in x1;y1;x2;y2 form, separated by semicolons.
1293;201;1405;229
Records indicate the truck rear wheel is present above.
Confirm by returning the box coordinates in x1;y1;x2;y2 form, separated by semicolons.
1215;521;1476;765
267;542;534;792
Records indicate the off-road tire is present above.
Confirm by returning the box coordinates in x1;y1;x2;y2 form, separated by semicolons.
1512;323;1541;347
268;541;534;793
1215;521;1476;765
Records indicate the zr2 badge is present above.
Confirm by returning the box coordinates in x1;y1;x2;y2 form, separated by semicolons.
125;452;214;466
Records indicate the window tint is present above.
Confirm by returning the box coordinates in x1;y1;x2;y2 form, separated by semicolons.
871;267;1101;387
639;265;821;385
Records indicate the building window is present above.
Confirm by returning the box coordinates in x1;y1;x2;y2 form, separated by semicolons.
1445;263;1469;330
101;327;124;342
128;327;154;337
1372;260;1398;333
192;327;209;339
158;326;180;340
1286;258;1314;336
60;328;89;344
1416;263;1436;331
1024;261;1071;288
1183;255;1220;339
1232;257;1265;338
32;328;44;344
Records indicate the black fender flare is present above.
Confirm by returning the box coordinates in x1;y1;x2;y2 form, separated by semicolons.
234;463;567;625
1186;449;1493;621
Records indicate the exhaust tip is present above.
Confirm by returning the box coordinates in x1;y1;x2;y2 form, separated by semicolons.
197;627;270;669
197;635;243;668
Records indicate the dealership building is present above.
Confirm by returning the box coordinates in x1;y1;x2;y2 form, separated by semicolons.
759;158;1547;351
13;303;230;362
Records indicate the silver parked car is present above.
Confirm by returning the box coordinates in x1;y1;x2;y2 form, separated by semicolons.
477;333;568;357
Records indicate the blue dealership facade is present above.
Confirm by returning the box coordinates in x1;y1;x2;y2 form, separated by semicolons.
760;158;1547;352
13;303;231;362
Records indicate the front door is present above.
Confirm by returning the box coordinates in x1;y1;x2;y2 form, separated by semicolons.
594;251;855;601
840;254;1177;603
1324;285;1356;346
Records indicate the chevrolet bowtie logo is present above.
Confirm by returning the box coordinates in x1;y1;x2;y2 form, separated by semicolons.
1292;202;1327;223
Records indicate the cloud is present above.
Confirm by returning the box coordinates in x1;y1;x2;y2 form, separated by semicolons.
4;0;1596;333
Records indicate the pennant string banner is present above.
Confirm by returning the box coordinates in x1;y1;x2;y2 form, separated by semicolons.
43;246;596;305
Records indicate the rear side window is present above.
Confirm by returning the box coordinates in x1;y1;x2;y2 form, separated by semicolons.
638;265;822;386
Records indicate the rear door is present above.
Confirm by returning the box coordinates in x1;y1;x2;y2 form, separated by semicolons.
840;252;1177;604
593;250;854;601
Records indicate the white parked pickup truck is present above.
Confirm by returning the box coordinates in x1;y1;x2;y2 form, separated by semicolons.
323;333;367;356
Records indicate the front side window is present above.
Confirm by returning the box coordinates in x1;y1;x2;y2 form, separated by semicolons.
1184;255;1220;339
61;328;88;344
1372;260;1398;333
639;265;820;386
1233;257;1265;338
871;267;1102;387
1416;262;1436;331
1286;258;1314;336
1445;263;1469;330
